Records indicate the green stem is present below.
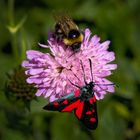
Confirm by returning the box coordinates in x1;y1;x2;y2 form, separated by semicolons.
8;0;19;62
8;0;14;26
11;33;19;62
20;29;27;61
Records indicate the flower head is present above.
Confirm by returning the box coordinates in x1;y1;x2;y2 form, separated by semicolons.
22;28;117;101
6;67;36;101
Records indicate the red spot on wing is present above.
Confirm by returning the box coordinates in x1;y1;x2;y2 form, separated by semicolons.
75;101;84;119
89;96;96;104
63;99;68;105
86;111;92;115
93;96;96;102
89;98;93;104
53;102;59;106
86;109;95;115
74;89;80;97
61;99;80;112
90;118;96;122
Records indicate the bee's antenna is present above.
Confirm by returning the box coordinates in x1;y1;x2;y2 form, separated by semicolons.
80;60;87;85
89;59;93;82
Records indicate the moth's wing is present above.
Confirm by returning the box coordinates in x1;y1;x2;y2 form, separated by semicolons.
43;92;80;112
74;96;98;130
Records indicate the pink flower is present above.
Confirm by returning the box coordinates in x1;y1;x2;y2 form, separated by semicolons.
22;28;117;101
75;29;117;99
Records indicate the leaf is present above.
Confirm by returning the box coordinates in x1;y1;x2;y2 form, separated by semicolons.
6;16;27;34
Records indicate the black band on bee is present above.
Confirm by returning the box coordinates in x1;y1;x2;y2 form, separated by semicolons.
68;29;80;39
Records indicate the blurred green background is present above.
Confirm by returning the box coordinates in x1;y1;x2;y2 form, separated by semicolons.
0;0;140;140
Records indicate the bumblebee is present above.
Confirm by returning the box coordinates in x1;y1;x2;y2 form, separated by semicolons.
53;14;84;51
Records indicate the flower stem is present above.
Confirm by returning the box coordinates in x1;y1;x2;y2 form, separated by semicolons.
20;29;27;61
8;0;20;63
11;33;19;62
8;0;14;26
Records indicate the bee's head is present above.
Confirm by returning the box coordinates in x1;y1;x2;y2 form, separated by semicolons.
68;29;80;39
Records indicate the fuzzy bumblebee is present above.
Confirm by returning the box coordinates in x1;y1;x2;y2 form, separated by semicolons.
53;14;84;51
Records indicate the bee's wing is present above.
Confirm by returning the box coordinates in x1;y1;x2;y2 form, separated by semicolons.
62;15;79;30
53;13;78;36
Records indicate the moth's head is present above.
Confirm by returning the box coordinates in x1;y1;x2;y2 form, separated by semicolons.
80;81;94;100
87;81;94;90
81;81;94;93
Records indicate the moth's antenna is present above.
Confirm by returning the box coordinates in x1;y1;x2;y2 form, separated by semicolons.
88;59;117;87
94;83;115;86
89;59;93;82
94;83;118;88
73;73;80;82
67;79;80;89
80;60;87;84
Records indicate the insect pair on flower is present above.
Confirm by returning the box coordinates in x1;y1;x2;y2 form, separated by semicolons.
22;14;117;130
44;15;98;129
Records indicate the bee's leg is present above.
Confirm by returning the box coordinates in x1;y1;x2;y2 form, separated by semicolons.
55;33;64;43
71;43;81;52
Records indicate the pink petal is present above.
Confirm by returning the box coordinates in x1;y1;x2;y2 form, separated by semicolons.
50;95;57;102
107;86;115;92
22;61;29;67
28;68;44;75
82;28;91;48
26;50;43;59
38;43;49;48
36;89;46;96
27;77;43;84
84;28;91;42
103;64;117;70
90;35;100;46
26;78;34;84
44;89;53;98
98;41;110;51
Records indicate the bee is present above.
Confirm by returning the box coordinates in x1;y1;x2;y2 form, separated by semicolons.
53;14;84;51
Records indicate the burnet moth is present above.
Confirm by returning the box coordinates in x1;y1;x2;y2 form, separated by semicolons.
43;59;114;130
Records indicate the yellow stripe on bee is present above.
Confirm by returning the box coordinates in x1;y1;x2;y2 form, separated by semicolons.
64;34;84;46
